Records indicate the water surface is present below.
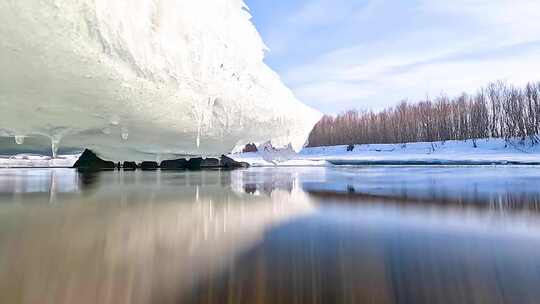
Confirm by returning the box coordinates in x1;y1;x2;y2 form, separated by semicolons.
1;166;540;304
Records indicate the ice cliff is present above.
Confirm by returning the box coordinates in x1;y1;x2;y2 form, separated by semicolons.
0;0;321;161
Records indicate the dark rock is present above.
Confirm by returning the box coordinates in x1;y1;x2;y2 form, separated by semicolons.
158;156;250;171
140;161;158;170
186;157;203;170
73;149;115;171
160;159;188;170
242;143;258;153
200;158;220;168
186;157;220;170
221;155;249;169
123;161;138;170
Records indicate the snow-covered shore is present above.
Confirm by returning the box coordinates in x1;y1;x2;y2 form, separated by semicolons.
0;155;79;168
2;138;540;168
231;138;540;166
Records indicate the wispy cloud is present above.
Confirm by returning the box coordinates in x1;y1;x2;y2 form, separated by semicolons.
249;0;540;113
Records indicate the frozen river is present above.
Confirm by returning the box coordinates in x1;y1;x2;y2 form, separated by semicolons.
1;166;540;304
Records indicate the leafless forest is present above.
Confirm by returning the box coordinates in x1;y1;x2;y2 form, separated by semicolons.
307;81;540;147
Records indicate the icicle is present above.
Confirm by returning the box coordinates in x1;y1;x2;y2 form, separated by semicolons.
51;135;61;158
14;135;25;145
121;127;129;140
196;126;201;148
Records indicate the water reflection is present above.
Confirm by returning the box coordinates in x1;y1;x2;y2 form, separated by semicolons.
233;169;296;196
0;169;313;304
303;166;540;212
1;167;540;304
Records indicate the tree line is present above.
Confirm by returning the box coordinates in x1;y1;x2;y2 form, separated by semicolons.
307;81;540;147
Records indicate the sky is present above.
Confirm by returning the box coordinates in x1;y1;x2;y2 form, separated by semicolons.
245;0;540;114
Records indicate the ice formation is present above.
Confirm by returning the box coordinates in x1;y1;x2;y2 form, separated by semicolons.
0;0;321;161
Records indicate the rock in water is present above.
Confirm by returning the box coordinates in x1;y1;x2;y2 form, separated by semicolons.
186;158;203;170
123;161;138;170
186;157;222;170
160;159;188;170
221;155;250;169
200;158;221;168
140;161;159;170
0;1;321;161
73;149;115;171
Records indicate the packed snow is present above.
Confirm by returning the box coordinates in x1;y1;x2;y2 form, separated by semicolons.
0;0;320;161
0;154;79;168
231;138;540;166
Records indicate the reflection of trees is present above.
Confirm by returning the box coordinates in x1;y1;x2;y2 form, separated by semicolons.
306;185;540;213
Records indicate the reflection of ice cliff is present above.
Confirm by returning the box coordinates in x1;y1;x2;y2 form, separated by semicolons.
0;170;314;304
0;1;320;160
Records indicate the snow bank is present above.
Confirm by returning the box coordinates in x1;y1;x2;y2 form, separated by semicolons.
6;138;538;168
0;154;79;168
231;138;540;166
230;141;331;167
300;138;540;165
231;152;331;167
0;0;320;161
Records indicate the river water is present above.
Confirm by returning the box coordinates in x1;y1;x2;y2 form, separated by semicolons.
1;166;540;304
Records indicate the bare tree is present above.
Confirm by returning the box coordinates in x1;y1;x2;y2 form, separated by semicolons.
307;80;540;147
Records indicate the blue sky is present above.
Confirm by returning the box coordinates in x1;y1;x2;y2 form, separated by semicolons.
246;0;540;114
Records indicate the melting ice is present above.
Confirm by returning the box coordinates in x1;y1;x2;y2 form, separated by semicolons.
0;0;321;161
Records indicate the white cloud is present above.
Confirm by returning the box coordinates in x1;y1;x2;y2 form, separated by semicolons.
276;0;540;113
